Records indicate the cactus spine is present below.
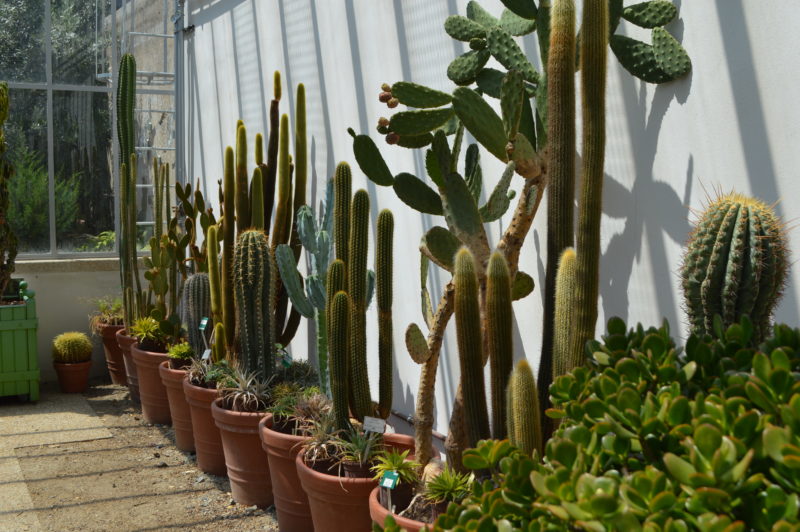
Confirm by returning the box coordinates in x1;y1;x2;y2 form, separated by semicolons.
568;0;608;371
181;273;211;356
348;189;372;421
329;290;351;430
507;359;541;456
454;248;490;446
540;0;576;421
552;248;579;379
233;230;274;379
376;209;394;419
487;251;512;440
0;82;17;296
222;147;236;353
682;193;788;342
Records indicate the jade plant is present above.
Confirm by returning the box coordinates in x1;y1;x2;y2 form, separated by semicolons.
682;192;788;344
52;332;93;364
0;81;17;296
419;316;800;531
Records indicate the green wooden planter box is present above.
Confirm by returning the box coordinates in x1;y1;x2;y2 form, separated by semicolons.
0;282;39;401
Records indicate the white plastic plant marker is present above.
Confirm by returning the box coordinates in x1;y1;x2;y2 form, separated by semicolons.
201;349;211;361
363;416;386;434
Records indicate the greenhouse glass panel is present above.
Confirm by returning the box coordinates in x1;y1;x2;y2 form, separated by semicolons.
51;0;112;86
0;0;46;83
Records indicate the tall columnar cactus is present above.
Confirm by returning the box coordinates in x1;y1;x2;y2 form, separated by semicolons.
487;251;513;440
263;71;282;236
181;273;211;355
251;167;265;230
235;124;250;234
552;248;579;380
233;229;274;379
222;147;236;353
681;193;788;342
348;189;372;421
207;225;222;327
117;53;145;328
506;359;541;457
328;290;351;430
540;0;576;420
566;0;609;385
0;82;17;296
333;162;351;265
376;209;394;419
454;248;490;446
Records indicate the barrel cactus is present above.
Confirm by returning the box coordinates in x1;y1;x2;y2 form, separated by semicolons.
52;332;93;363
682;192;788;342
180;273;211;356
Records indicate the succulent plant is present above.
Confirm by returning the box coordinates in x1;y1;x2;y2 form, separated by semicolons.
682;192;788;343
129;317;169;352
52;332;93;363
0;81;17;296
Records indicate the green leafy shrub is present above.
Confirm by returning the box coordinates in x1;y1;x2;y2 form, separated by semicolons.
430;317;800;531
52;331;92;363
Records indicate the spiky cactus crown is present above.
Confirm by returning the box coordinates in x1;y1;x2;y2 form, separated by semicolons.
53;332;93;363
681;192;788;342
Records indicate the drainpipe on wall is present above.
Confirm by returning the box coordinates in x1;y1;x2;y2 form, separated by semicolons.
172;0;187;186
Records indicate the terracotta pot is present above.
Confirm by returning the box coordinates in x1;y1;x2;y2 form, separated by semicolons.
383;432;416;454
259;415;312;532
183;378;226;476
211;399;273;507
131;343;171;425
115;329;140;402
295;449;377;532
158;361;194;452
369;486;428;532
97;323;126;385
53;360;91;393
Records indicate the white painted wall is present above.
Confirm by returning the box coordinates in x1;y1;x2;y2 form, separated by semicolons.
182;0;800;435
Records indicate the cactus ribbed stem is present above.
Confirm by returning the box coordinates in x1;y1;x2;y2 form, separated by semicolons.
212;323;225;363
293;84;307;218
329;291;352;430
182;273;211;356
682;193;788;342
264;73;281;236
271;115;292;249
255;133;264;166
454;248;490;446
251;167;264;230
233;230;274;379
235;124;250;233
377;209;394;419
348;189;372;420
540;0;576;421
207;225;221;327
222;147;236;353
333;162;352;265
507;360;541;456
569;0;608;367
552;248;578;379
487;252;512;440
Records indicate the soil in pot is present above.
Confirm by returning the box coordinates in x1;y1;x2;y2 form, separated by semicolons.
116;329;140;402
211;399;272;508
131;343;171;425
158;361;194;452
183;378;226;476
369;487;431;532
98;324;126;385
259;415;313;532
341;460;373;479
53;361;91;393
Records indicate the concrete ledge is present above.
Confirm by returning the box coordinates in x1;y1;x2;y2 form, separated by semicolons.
15;258;122;274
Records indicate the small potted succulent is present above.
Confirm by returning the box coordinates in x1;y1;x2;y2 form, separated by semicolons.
211;367;273;507
158;341;195;451
419;466;472;523
368;448;422;529
52;332;93;393
183;358;235;476
88;296;126;385
129;317;172;425
259;384;329;532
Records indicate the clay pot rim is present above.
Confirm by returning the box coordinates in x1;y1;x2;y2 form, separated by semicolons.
210;397;268;426
53;360;92;367
182;376;220;398
158;359;188;376
369;486;429;531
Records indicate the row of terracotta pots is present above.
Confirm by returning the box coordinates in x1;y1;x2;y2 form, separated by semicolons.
110;328;421;531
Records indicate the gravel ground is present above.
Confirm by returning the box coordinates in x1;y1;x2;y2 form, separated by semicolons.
6;382;279;532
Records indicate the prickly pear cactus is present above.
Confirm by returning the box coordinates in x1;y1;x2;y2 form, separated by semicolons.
682;193;788;342
0;82;17;296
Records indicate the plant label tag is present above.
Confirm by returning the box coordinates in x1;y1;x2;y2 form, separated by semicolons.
201;349;211;361
363;416;386;434
380;470;399;490
199;317;209;331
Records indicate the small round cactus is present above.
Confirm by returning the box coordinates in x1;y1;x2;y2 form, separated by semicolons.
52;332;93;363
682;192;789;342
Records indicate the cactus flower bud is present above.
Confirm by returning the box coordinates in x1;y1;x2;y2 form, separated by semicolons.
379;91;392;103
381;83;392;92
385;133;399;145
377;117;390;128
387;98;399;109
